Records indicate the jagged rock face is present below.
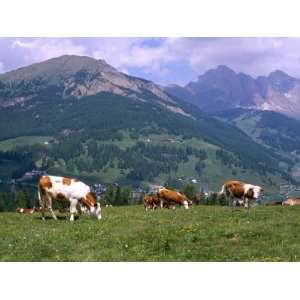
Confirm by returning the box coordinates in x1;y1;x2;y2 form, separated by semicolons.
0;55;188;116
165;66;300;118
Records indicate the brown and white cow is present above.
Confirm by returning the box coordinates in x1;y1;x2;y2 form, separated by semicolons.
143;194;160;211
38;175;101;221
266;200;283;206
220;180;263;212
282;198;300;206
16;207;35;214
157;188;189;209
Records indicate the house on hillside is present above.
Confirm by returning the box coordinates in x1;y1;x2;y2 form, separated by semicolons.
22;170;45;180
148;184;164;194
131;189;146;202
91;183;107;197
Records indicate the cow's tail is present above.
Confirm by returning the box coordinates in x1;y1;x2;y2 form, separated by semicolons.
37;184;42;207
219;184;226;196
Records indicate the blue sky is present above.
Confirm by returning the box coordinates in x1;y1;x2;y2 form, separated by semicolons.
1;37;300;85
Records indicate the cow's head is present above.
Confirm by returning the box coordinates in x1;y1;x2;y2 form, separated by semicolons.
90;202;102;220
247;185;263;201
253;186;263;199
85;192;102;220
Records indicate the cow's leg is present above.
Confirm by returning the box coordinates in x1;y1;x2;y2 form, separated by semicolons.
69;199;78;222
46;196;57;221
229;196;233;212
48;200;57;221
49;207;57;221
41;205;46;221
40;196;47;221
244;198;250;214
38;188;46;221
160;198;164;209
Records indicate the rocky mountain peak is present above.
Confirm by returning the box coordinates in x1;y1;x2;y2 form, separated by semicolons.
166;65;300;118
0;55;190;117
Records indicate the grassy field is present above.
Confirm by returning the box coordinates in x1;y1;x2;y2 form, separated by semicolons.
0;136;52;151
1;205;300;262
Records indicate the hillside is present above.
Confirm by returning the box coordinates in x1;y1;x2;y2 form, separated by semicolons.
216;108;300;178
0;55;295;193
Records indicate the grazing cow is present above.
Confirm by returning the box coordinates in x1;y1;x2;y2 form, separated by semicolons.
16;207;35;214
143;194;160;211
157;188;189;209
38;175;101;221
282;198;300;206
220;180;263;212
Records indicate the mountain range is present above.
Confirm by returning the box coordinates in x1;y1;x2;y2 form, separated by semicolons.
165;65;300;118
0;55;298;195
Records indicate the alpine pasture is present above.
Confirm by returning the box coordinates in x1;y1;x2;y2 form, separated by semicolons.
1;205;300;261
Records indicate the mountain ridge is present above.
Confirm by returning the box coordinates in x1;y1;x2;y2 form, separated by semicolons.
165;65;300;118
0;55;190;117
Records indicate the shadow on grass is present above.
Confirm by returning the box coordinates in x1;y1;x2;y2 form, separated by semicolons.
34;215;79;221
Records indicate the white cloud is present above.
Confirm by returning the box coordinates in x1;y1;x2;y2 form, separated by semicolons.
5;37;300;84
12;40;36;49
91;38;177;75
165;37;300;79
12;38;87;64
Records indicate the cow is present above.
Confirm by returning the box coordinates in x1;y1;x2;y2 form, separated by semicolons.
220;180;263;212
266;200;283;206
16;207;35;214
157;188;189;209
38;175;101;221
282;198;300;206
143;194;160;211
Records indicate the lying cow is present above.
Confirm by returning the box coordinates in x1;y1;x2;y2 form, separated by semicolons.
38;175;101;221
16;207;35;214
266;201;283;206
144;194;160;211
282;198;300;206
157;188;189;209
220;180;263;212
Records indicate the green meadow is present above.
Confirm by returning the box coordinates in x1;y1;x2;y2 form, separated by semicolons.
1;205;300;262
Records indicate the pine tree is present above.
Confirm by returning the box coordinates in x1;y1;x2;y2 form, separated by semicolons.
115;186;122;205
104;184;115;205
15;189;32;208
0;193;6;212
121;186;132;205
182;183;197;200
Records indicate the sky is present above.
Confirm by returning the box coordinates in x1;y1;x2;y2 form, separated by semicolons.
1;37;300;86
